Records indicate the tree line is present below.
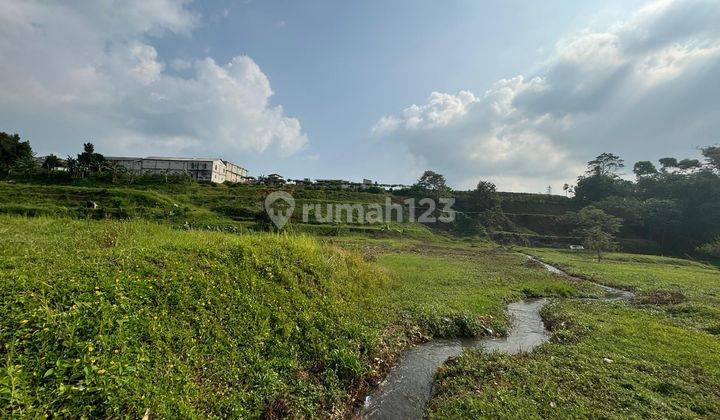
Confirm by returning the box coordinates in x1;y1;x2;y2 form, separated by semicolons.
0;132;194;184
407;146;720;260
569;147;720;258
1;132;110;177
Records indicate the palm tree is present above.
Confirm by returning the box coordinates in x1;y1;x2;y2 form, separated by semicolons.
41;154;64;171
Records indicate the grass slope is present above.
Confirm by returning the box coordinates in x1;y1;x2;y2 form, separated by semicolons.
0;216;389;417
0;216;580;417
0;181;434;238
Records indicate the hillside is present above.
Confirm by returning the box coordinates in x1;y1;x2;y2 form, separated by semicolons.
0;181;432;237
494;192;660;253
491;192;581;248
0;180;682;255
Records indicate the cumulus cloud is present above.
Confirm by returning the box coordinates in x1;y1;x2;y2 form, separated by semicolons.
373;0;720;191
0;0;307;158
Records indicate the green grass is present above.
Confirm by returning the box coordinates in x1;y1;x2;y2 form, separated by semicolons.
0;216;390;417
0;216;583;417
428;248;720;418
5;176;718;418
374;252;581;337
429;300;720;419
524;249;720;300
524;248;720;334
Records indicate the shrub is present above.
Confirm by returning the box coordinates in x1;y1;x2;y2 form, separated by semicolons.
697;237;720;259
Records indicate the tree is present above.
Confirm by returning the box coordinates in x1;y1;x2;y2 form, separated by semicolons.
633;161;658;178
677;158;702;173
415;170;449;192
472;181;498;210
10;155;38;178
586;153;624;177
575;153;631;203
41;154;63;171
659;157;678;172
476;180;496;194
77;142;105;174
595;196;643;230
696;236;720;259
583;227;617;263
103;160;127;184
568;206;622;261
640;198;681;251
0;132;33;177
65;156;80;178
452;180;499;235
701;146;720;172
574;174;632;203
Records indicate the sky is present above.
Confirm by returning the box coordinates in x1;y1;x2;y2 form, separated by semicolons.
1;0;719;192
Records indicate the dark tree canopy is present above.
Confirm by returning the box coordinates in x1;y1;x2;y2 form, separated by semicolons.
472;181;499;210
0;132;34;176
659;157;678;171
640;198;682;249
701;146;720;172
10;155;38;177
677;159;702;172
574;174;632;203
574;149;720;255
41;154;64;170
76;142;106;173
633;161;658;178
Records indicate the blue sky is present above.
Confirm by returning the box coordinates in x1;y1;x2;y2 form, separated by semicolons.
1;0;718;191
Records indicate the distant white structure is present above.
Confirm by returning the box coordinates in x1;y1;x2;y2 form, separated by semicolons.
569;245;585;251
105;156;248;184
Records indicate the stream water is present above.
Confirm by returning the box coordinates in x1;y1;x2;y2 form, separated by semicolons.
360;255;633;420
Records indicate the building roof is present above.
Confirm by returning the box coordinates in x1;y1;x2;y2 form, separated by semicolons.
145;156;223;162
221;160;248;171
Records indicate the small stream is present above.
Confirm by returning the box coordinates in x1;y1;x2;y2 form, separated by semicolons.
360;256;633;420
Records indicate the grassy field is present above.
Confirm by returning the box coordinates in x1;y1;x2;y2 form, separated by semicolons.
428;249;720;418
524;248;720;334
3;180;720;417
430;300;720;418
0;216;580;417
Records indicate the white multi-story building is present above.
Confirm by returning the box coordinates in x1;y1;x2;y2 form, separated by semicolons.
105;156;248;184
222;160;247;183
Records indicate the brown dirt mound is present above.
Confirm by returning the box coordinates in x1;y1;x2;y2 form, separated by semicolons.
633;290;686;306
524;258;546;269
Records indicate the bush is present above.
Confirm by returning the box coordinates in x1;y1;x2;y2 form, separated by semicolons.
697;237;720;259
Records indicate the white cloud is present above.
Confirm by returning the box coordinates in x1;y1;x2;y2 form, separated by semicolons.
0;0;307;159
372;91;478;135
373;0;720;192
